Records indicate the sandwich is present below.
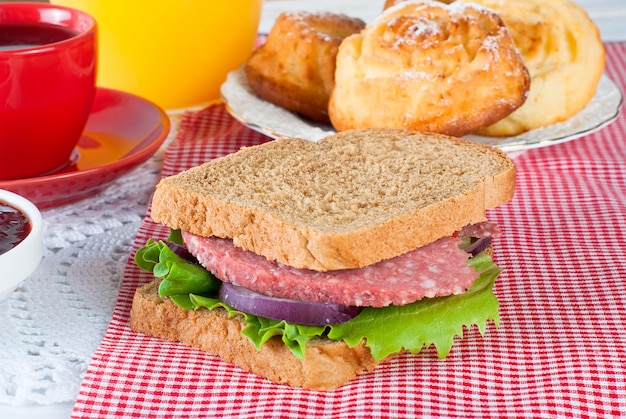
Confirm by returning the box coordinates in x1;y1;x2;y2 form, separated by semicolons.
130;128;516;390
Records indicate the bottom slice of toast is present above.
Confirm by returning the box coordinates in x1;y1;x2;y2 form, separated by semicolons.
129;280;380;391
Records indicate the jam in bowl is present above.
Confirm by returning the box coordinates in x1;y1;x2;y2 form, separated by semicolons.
0;189;43;300
0;201;30;255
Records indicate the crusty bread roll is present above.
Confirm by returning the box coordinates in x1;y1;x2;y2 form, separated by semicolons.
328;0;530;137
245;12;365;124
150;129;515;272
463;0;605;136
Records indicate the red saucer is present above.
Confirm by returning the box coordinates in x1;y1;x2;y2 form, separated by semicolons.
0;88;170;209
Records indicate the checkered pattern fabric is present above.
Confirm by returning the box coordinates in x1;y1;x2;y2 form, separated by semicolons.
71;43;626;418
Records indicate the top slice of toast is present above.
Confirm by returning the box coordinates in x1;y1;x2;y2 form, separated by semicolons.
150;129;515;271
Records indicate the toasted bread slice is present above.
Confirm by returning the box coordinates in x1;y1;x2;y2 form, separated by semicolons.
150;129;514;271
130;280;379;391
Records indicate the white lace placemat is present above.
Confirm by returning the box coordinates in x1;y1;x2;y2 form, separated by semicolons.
0;118;178;407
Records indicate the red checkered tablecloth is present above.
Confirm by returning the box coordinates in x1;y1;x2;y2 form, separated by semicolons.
71;43;626;418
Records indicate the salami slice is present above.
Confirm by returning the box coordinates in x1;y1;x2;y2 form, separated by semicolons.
183;225;489;307
458;221;501;238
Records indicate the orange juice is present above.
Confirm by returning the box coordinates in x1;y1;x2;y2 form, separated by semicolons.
50;0;262;110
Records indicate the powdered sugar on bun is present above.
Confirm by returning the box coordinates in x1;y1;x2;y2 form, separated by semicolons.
328;0;530;136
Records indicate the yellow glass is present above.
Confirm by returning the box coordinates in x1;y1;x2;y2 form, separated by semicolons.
50;0;262;110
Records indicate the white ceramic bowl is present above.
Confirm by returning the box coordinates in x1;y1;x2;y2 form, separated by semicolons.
0;189;43;301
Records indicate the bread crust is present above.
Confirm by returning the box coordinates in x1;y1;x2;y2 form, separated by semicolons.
328;1;530;136
129;280;379;391
245;12;365;124
150;129;515;271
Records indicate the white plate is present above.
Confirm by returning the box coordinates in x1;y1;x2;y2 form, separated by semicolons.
221;67;623;152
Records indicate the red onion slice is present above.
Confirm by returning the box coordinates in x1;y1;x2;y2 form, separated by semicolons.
219;282;362;326
167;241;196;263
463;236;492;256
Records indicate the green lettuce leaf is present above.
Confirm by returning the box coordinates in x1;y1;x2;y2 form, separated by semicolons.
135;238;221;300
186;294;325;359
167;229;184;246
327;252;500;360
134;238;501;361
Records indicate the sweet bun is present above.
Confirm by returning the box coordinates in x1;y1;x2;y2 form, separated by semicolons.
328;0;530;137
245;12;365;124
384;0;455;8
461;0;605;136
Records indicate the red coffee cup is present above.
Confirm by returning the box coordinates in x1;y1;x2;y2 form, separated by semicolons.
0;3;97;180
